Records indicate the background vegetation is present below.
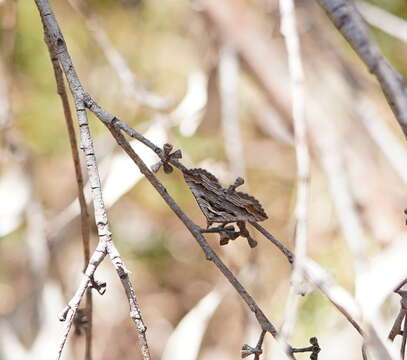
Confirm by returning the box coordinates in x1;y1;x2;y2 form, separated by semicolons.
0;0;406;359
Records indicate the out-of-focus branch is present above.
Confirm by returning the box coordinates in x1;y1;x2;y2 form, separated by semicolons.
279;0;311;342
315;0;407;138
0;0;17;133
356;1;407;44
251;221;365;339
34;1;151;360
356;96;407;187
311;111;367;275
218;46;245;179
48;44;93;360
66;0;174;111
200;0;292;125
241;330;266;359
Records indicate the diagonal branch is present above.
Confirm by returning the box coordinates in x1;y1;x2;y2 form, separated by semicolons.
85;95;369;350
315;0;407;138
103;120;296;356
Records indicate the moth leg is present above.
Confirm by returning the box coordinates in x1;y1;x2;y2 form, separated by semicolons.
199;223;239;246
237;221;258;248
200;224;231;233
218;223;230;246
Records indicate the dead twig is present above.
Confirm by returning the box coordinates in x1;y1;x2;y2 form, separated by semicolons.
241;330;266;359
291;337;321;359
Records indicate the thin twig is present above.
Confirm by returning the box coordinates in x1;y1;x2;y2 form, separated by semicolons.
254;330;267;360
279;0;310;342
241;330;267;359
48;45;93;360
34;1;151;360
56;242;106;360
249;222;294;264
316;0;407;138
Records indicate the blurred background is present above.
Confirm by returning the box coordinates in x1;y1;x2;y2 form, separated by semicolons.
0;0;406;359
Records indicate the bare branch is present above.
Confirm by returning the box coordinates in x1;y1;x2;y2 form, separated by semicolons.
249;222;294;264
56;242;106;360
48;43;93;360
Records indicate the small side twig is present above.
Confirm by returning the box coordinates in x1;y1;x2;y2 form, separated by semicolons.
249;221;294;264
291;337;321;359
241;330;266;359
388;289;407;342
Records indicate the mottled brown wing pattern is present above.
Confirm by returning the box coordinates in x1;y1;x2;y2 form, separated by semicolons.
183;168;268;224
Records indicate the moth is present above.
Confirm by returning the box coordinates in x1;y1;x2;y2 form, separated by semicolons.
152;143;268;248
183;168;268;248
